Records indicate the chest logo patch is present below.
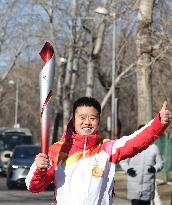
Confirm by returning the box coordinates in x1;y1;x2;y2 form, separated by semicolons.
92;166;104;178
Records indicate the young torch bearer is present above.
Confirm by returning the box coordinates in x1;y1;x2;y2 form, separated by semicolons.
39;42;55;154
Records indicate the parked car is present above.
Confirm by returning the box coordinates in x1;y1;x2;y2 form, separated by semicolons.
6;144;40;189
0;127;33;175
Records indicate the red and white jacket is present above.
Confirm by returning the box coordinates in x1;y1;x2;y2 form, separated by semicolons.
25;114;166;205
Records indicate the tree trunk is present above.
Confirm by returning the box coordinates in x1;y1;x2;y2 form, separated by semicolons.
63;45;73;128
70;31;85;100
85;2;107;97
63;0;77;128
136;0;154;125
70;58;78;100
86;60;94;96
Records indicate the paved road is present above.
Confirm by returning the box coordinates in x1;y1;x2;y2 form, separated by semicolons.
0;176;130;205
0;176;54;205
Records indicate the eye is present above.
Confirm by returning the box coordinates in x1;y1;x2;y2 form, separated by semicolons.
90;117;96;120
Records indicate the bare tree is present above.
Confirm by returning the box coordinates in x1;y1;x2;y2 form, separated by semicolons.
1;0;172;139
0;0;26;114
136;0;154;125
62;0;78;127
85;1;109;97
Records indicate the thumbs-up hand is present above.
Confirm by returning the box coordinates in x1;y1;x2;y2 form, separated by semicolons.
159;101;172;125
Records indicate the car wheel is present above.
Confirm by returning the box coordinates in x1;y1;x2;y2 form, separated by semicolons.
7;181;16;190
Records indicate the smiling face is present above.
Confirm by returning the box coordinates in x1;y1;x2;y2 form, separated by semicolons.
74;106;100;136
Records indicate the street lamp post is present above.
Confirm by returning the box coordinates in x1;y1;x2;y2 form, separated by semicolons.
9;80;19;128
14;82;19;128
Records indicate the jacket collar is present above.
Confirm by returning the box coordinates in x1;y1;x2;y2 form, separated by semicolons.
60;119;100;150
70;133;100;150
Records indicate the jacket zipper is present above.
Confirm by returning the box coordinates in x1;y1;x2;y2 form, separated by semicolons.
83;136;87;159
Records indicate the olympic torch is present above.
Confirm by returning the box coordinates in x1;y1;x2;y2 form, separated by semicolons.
39;42;55;154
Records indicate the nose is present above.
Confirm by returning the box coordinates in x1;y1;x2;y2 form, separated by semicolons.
84;117;91;125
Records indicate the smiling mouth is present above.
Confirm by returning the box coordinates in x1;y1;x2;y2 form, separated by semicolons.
82;127;93;134
82;127;92;131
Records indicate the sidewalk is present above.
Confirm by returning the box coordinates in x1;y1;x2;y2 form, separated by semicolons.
114;171;172;205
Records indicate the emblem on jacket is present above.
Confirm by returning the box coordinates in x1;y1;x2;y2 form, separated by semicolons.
92;165;104;178
92;158;104;178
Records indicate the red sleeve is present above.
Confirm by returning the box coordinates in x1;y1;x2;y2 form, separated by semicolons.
25;143;63;193
103;114;167;164
26;163;54;193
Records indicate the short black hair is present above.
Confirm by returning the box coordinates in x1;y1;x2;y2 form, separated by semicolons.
73;97;101;118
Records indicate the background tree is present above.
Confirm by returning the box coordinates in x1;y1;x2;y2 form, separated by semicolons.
0;0;172;140
136;0;154;125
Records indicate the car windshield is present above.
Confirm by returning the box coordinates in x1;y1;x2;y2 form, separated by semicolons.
0;135;32;151
13;146;40;159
